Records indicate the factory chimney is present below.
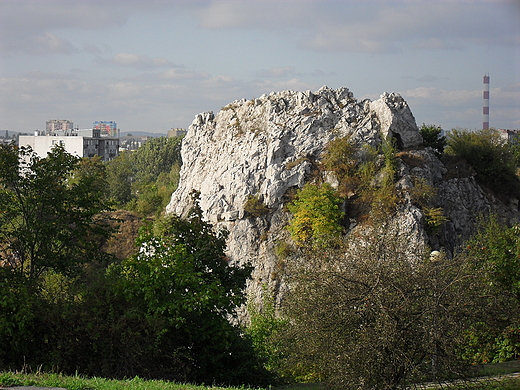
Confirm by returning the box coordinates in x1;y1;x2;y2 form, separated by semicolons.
483;74;490;130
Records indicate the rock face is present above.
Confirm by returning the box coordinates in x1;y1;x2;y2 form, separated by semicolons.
166;86;520;307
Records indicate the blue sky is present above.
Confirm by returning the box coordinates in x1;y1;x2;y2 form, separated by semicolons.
1;0;519;134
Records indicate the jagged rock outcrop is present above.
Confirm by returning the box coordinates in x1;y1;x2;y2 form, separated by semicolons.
166;86;520;307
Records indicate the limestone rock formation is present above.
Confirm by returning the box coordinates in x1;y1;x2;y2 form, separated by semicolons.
166;86;520;307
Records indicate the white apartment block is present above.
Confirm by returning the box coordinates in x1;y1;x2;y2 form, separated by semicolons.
19;129;119;162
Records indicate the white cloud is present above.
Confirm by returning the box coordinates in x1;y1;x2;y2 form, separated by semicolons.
198;0;308;29
253;67;297;78
110;53;175;69
254;78;316;94
32;32;77;54
403;87;481;106
402;83;520;130
0;1;127;55
160;68;210;81
196;0;520;54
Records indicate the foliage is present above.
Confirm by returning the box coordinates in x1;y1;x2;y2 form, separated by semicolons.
279;226;508;389
105;150;134;205
444;128;520;196
466;215;520;302
109;198;270;385
120;205;251;324
320;137;400;223
459;215;520;364
104;136;183;216
358;139;399;220
245;285;289;375
0;144;113;371
274;240;294;260
420;124;447;157
132;136;183;183
244;194;270;217
423;207;449;234
511;142;520;169
320;136;358;196
0;163;271;386
409;177;436;208
0;144;112;281
286;183;344;248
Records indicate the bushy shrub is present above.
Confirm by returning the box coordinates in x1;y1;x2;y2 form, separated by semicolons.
286;183;344;248
445;128;520;196
246;285;288;376
244;194;270;217
423;207;448;233
420;123;446;157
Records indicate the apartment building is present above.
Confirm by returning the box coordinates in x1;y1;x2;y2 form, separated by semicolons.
19;128;119;162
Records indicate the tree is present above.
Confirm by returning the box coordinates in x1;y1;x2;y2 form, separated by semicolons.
113;194;271;385
460;215;520;364
420;124;446;157
279;225;509;389
0;144;112;371
444;128;520;195
104;136;183;215
0;144;112;281
132;136;182;182
286;183;344;248
105;150;134;205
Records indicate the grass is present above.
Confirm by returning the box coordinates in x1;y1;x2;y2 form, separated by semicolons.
1;361;518;390
471;360;520;377
0;371;250;390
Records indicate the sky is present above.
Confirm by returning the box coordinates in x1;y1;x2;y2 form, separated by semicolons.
0;0;519;135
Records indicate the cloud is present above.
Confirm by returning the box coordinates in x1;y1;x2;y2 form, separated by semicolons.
253;67;298;78
403;87;480;106
254;78;316;94
402;83;520;130
196;0;520;54
402;75;449;83
198;0;308;29
109;53;176;69
34;32;78;55
0;1;128;55
160;68;210;81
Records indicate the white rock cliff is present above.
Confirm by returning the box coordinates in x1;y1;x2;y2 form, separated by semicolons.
166;86;519;305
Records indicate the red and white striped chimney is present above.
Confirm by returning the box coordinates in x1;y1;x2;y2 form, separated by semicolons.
483;74;490;130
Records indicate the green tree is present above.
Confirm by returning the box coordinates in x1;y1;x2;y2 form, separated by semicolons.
320;136;358;197
105;150;134;205
280;226;510;389
0;144;112;371
0;144;112;281
511;142;520;170
420;124;447;157
460;215;520;364
286;183;344;248
445;128;520;195
132;136;182;182
246;285;288;375
113;194;270;385
105;136;183;215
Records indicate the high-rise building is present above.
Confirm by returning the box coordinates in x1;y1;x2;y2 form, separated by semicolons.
46;119;73;134
93;121;117;136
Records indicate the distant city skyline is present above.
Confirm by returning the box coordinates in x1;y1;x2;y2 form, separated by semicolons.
1;0;519;134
